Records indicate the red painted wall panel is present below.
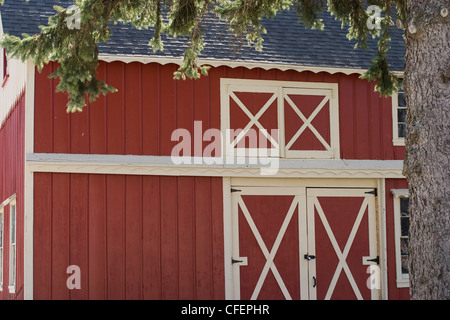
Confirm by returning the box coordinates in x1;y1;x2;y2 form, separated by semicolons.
0;93;25;300
34;61;405;161
33;173;225;300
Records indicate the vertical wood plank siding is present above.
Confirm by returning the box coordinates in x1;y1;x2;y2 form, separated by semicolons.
0;93;25;300
33;174;224;300
34;61;405;160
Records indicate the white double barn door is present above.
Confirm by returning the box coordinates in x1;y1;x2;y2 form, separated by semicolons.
229;186;380;300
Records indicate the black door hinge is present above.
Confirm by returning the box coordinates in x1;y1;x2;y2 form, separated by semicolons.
231;188;242;193
367;256;380;265
365;189;378;197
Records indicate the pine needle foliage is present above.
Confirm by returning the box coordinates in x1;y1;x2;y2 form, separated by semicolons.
0;0;405;112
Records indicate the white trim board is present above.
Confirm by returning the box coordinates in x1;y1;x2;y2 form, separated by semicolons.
0;194;16;210
23;60;35;300
26;153;405;179
99;54;405;77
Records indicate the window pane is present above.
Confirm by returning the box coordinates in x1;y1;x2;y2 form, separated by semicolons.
10;245;15;285
398;79;404;91
401;217;410;237
398;108;407;123
400;238;409;255
400;197;410;215
11;205;15;244
401;255;409;274
398;93;406;107
398;124;407;138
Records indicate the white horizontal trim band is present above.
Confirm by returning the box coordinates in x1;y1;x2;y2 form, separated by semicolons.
99;54;371;76
26;153;405;179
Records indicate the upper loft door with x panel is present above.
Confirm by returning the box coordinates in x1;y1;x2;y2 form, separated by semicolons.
221;79;340;159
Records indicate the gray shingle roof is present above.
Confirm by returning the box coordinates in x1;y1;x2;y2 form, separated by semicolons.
0;0;405;71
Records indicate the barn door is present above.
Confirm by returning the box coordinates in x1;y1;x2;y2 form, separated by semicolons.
229;186;379;300
231;187;308;300
306;188;379;300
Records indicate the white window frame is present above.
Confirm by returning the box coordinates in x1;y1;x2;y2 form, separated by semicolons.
392;189;410;287
221;79;340;160
8;198;16;293
392;79;406;146
0;206;4;291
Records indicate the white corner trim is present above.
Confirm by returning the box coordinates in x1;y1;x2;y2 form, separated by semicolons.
23;59;35;301
26;153;405;179
377;179;389;300
99;53;371;76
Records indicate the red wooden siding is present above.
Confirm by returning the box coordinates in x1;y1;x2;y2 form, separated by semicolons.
0;92;25;300
33;173;224;300
34;61;405;160
385;178;410;300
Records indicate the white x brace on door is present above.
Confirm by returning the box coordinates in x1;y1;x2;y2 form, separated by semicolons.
229;187;379;300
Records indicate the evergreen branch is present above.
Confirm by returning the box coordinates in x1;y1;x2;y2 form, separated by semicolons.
0;0;404;111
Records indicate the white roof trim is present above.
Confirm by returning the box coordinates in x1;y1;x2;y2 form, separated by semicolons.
99;53;371;75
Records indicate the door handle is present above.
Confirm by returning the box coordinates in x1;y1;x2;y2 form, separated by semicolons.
312;276;317;288
304;254;316;261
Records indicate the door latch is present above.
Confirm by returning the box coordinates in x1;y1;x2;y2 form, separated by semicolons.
304;254;316;261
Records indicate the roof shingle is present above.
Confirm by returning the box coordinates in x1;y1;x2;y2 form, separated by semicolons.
0;0;405;71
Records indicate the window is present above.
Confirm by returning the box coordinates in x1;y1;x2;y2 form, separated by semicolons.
392;189;410;287
0;207;3;291
392;78;407;146
1;48;9;87
9;200;16;293
221;79;340;160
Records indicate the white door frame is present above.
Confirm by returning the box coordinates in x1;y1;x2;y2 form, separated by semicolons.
223;178;383;300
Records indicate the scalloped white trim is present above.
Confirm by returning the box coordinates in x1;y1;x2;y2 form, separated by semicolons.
99;54;368;75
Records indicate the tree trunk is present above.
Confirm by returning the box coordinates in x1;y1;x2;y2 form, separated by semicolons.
404;0;450;300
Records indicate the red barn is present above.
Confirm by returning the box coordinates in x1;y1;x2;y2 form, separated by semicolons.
0;1;411;300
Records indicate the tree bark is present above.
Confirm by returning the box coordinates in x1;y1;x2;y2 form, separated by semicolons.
404;0;450;300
